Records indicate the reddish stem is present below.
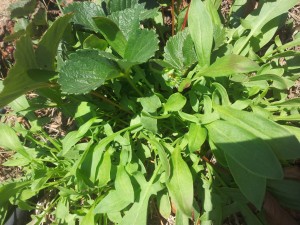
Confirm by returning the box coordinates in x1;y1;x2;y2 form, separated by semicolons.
181;3;190;31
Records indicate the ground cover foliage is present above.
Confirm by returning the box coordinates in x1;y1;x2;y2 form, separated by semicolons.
0;0;300;224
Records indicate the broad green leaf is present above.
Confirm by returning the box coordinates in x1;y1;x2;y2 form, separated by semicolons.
35;14;73;70
215;106;300;160
233;0;299;54
226;153;266;209
188;123;207;152
60;118;97;156
82;206;95;224
94;190;132;213
109;0;138;12
163;29;197;72
0;181;31;208
281;125;300;141
189;0;213;67
97;151;111;187
138;95;161;113
268;179;300;210
175;209;189;225
93;17;127;57
115;166;134;202
58;49;121;94
0;124;32;160
206;120;283;179
196;54;260;78
124;29;159;64
167;147;193;217
9;0;36;18
157;192;171;219
164;93;187;112
108;8;140;39
63;2;105;31
83;34;108;50
141;114;157;133
0;33;56;107
119;169;161;225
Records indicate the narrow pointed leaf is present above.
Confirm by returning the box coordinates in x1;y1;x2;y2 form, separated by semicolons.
215;106;300;160
197;54;260;77
206;120;283;179
189;0;213;67
226;153;266;209
35;14;73;70
167;147;193;217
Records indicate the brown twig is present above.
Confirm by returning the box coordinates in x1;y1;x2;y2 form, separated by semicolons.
171;0;175;36
181;3;190;31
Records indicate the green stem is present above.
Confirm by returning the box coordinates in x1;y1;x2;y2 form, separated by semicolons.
124;73;144;97
91;91;132;114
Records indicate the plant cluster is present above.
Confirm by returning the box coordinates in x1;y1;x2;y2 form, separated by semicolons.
0;0;300;224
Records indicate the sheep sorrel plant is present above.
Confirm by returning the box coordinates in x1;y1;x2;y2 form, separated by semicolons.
1;0;300;224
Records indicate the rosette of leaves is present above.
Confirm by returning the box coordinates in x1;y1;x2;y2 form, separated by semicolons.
1;0;300;225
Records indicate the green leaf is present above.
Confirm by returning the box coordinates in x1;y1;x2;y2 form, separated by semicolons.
124;29;159;64
9;0;36;18
97;151;111;187
233;0;299;54
197;54;260;78
141;115;157;133
164;93;187;112
82;206;95;224
58;49;121;94
249;74;293;90
226;153;266;209
157;192;171;219
268;179;300;210
115;166;134;202
175;209;189;225
94;166;134;213
167;147;193;217
109;0;138;12
188;123;207;152
63;2;105;31
83;34;108;51
271;98;300;107
189;0;214;67
35;14;73;70
163;29;197;71
138;95;161;113
215;106;300;160
0;124;32;161
206;120;283;179
60;118;97;156
108;8;140;39
93;17;127;57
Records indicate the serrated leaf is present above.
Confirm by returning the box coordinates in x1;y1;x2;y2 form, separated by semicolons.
9;0;36;18
164;29;197;71
164;93;186;112
189;0;214;67
167;147;193;217
58;49;121;94
93;17;127;57
63;2;105;31
197;54;260;78
124;29;159;64
188;123;207;152
206;120;283;179
108;8;140;39
215;106;300;160
226;153;266;209
109;0;138;12
35;14;73;70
